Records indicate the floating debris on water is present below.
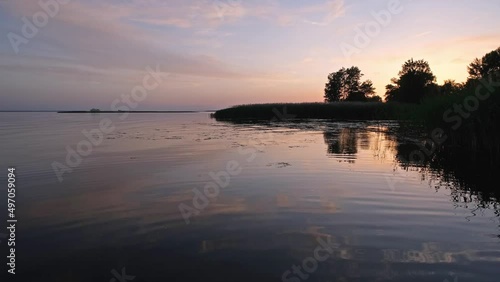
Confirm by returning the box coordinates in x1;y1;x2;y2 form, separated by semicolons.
266;162;291;168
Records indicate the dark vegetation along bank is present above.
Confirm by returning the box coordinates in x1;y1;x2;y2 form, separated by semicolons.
214;47;500;192
213;102;415;120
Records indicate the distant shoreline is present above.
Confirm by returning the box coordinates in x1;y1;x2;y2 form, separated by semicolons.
212;102;409;121
0;110;215;113
57;111;208;113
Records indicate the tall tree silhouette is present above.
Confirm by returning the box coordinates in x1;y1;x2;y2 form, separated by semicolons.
467;47;500;80
440;79;463;95
324;67;376;102
385;59;436;103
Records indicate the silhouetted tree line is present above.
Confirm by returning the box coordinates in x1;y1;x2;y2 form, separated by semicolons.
324;67;381;102
325;47;500;104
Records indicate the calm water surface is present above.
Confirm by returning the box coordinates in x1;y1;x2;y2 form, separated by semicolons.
0;112;499;282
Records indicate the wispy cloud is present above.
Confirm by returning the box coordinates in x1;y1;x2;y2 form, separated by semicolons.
248;0;345;27
413;31;432;38
1;0;251;79
303;0;346;26
2;0;500;110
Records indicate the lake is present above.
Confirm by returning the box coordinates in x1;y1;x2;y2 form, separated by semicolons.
0;112;498;282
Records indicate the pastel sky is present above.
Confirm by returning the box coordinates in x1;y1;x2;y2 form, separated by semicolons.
1;0;499;110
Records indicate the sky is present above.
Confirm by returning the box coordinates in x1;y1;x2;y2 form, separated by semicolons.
0;0;499;111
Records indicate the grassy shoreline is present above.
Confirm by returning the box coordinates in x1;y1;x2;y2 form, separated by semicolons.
212;102;418;121
214;87;499;166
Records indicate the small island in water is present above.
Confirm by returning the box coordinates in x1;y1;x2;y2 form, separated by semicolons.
58;110;202;113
